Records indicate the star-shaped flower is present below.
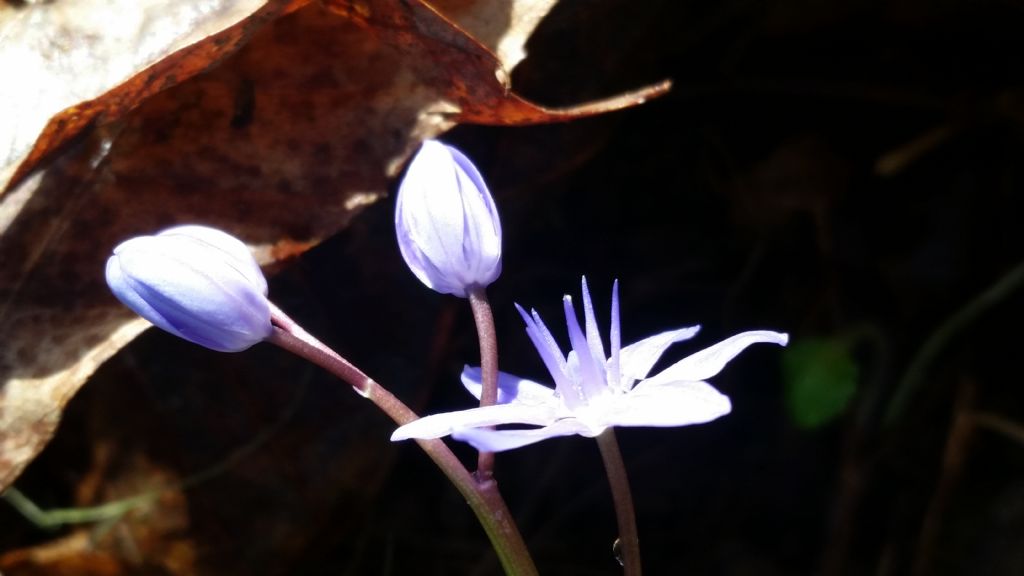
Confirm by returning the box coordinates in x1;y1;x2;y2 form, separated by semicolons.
392;278;788;451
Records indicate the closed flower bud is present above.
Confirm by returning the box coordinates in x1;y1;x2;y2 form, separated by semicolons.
105;225;273;352
395;140;502;297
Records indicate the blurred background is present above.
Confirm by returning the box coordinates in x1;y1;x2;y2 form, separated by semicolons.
3;0;1024;574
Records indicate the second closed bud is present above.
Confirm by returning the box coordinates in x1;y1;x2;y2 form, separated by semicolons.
395;140;502;297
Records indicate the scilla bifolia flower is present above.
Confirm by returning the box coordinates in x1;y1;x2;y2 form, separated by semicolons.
395;140;502;297
105;225;273;352
393;278;788;451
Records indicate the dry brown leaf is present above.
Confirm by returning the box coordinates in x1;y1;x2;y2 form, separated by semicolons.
433;0;558;72
0;346;401;574
0;0;668;491
0;0;305;195
323;0;671;125
0;531;139;575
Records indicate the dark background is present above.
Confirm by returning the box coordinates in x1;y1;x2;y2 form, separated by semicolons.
4;0;1024;574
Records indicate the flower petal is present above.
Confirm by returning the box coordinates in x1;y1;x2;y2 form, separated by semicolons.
395;144;465;293
644;330;789;386
105;255;183;339
563;295;607;399
461;366;557;406
607;381;731;427
566;350;580;383
618;326;701;387
608;279;622;389
452;419;589;452
391;403;559;441
580;277;607;368
448;145;502;283
516;304;582;409
160;225;268;296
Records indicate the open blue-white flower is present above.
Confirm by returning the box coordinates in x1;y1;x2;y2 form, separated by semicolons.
105;225;273;353
395;140;502;297
392;278;788;451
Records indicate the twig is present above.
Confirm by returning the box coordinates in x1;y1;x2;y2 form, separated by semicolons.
884;260;1024;427
912;378;976;576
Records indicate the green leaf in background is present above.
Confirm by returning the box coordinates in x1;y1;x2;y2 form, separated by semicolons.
783;338;859;429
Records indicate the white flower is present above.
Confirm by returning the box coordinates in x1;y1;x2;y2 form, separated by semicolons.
392;278;788;451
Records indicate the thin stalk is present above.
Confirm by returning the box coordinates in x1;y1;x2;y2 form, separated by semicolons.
596;429;641;576
267;304;537;576
972;411;1024;446
468;286;499;481
884;259;1024;427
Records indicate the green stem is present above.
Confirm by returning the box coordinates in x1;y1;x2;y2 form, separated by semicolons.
596;429;641;576
2;378;308;530
267;304;537;576
468;286;499;481
2;487;156;530
884;260;1024;427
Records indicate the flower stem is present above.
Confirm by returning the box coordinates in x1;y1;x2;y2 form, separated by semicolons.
596;429;642;576
267;304;537;576
468;286;499;481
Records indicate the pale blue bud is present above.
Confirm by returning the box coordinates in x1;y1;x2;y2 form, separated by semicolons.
395;140;502;297
105;225;273;352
